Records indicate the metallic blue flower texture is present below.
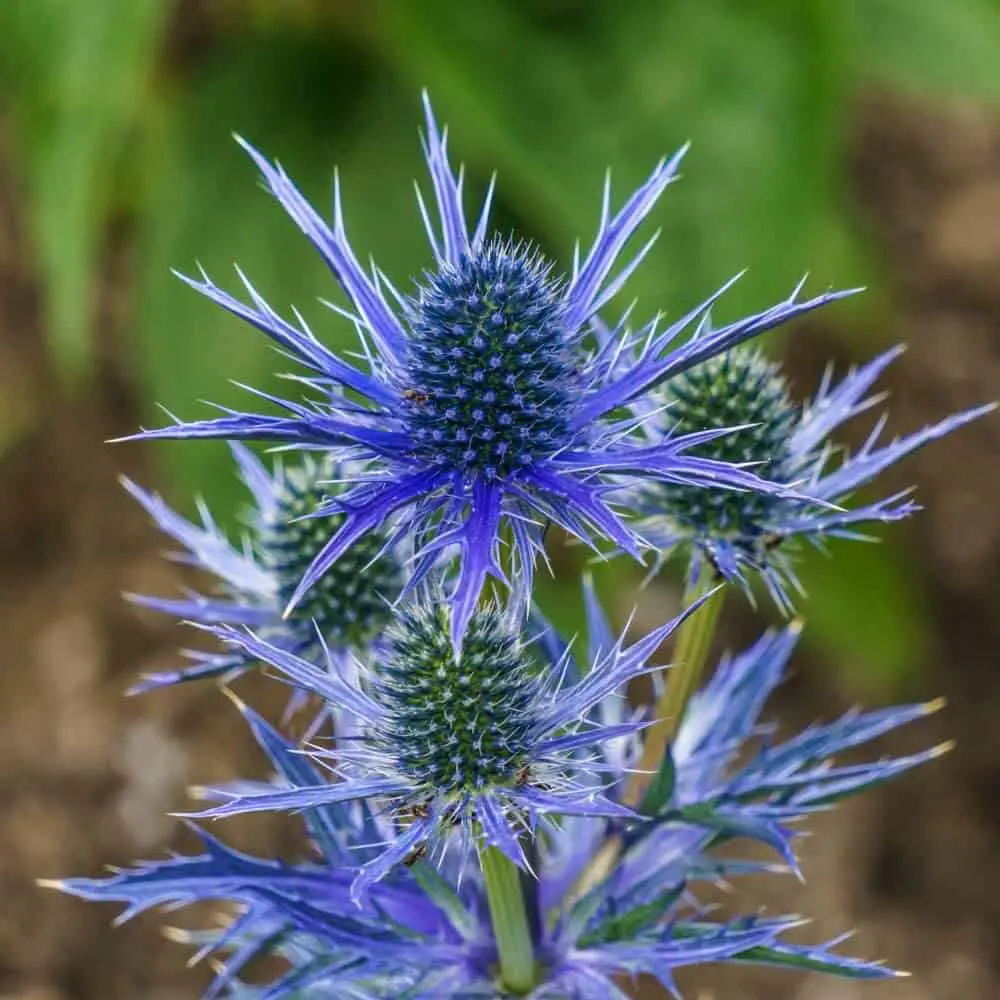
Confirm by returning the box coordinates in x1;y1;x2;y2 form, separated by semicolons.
52;593;946;998
124;92;860;649
124;443;403;694
633;340;994;608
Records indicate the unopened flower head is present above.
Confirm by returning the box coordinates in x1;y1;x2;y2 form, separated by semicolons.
54;609;944;997
638;340;993;607
126;93;856;647
656;347;799;537
125;445;402;692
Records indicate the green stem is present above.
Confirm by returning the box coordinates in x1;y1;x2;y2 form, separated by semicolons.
629;570;726;801
481;846;536;994
568;570;727;906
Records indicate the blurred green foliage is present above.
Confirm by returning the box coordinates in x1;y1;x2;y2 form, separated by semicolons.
2;0;999;686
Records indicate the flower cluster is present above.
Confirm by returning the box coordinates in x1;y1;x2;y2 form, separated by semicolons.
633;338;992;607
51;94;990;998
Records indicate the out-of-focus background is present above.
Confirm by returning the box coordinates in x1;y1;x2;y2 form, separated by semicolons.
1;2;999;998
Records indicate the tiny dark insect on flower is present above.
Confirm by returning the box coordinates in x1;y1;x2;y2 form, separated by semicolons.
403;843;427;867
403;388;431;405
514;764;531;788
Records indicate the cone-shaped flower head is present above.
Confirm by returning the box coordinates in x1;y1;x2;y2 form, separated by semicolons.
376;601;537;795
178;593;712;898
403;238;575;481
55;612;944;998
126;445;402;692
637;341;994;607
127;93;857;648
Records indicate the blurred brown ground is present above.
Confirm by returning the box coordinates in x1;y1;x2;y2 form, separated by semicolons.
0;93;998;999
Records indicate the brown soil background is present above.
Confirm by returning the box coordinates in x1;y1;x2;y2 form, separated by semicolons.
0;94;998;999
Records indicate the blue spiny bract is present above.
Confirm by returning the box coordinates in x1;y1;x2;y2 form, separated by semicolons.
123;446;403;693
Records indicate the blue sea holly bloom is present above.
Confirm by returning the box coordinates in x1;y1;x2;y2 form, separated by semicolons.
635;341;994;607
124;444;403;694
128;93;857;648
176;594;710;899
52;613;942;997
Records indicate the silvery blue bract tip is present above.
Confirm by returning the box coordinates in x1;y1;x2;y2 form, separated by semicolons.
124;93;856;648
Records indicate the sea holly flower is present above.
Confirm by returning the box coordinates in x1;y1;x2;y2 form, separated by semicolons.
125;444;402;693
53;609;941;997
127;93;856;647
176;593;706;899
635;341;994;607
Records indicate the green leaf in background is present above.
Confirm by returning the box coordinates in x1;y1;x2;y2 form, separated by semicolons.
796;535;930;693
132;29;434;519
856;0;1000;101
379;0;864;318
0;0;169;380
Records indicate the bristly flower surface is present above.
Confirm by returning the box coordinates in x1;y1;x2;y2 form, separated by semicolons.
125;444;402;693
176;594;707;899
126;93;857;648
636;341;994;607
54;600;944;998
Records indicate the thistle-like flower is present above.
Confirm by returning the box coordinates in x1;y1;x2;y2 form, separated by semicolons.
53;604;942;998
126;444;402;693
636;341;994;606
127;93;855;646
176;594;704;898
